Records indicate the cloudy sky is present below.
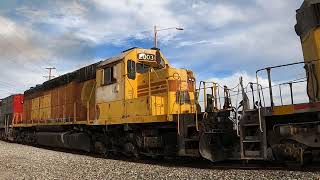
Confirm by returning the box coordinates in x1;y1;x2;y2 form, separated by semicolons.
0;0;307;105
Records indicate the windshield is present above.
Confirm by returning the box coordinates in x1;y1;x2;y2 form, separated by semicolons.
136;63;150;74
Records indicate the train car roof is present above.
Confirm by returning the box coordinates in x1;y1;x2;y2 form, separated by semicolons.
24;47;140;95
0;94;23;101
24;61;99;95
98;48;134;68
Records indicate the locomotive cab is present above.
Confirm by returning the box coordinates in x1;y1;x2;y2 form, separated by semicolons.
94;47;197;125
94;47;199;157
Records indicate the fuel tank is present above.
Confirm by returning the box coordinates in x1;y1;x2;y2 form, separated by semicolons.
36;132;91;152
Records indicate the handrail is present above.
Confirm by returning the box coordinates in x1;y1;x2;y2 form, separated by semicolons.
256;73;263;132
177;73;182;135
255;59;320;132
148;69;152;115
124;76;135;99
236;78;242;137
194;78;199;131
197;81;221;112
87;81;96;123
166;79;170;116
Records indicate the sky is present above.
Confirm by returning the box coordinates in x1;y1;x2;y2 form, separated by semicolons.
0;0;307;106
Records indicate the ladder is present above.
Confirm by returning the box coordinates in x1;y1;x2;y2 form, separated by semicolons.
178;114;200;157
239;109;267;160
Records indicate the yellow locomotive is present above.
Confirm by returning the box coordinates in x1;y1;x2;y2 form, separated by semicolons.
9;47;203;157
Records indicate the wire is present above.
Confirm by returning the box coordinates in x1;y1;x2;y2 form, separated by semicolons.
0;80;16;88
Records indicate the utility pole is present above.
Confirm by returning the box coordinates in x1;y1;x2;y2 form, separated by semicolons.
44;67;56;80
153;25;184;49
154;25;158;48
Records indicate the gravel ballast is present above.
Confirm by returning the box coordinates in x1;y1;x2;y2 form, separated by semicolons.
0;141;319;180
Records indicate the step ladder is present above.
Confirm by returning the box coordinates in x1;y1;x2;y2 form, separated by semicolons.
239;110;267;160
178;115;200;157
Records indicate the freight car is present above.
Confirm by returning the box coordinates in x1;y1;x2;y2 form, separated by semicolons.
0;94;23;139
1;0;320;165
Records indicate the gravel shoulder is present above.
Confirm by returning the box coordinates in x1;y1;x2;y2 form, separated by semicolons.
0;141;319;180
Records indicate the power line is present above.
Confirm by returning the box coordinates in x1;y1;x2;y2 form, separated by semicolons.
0;80;16;88
0;89;17;94
0;51;45;74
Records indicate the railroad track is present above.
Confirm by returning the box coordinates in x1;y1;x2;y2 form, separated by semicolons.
13;141;319;172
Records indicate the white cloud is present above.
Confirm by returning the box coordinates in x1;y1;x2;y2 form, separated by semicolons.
0;16;50;63
176;40;225;47
0;16;56;97
16;0;181;45
191;3;251;27
220;22;302;61
167;0;304;78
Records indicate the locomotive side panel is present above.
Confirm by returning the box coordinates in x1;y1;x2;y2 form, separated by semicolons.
95;60;125;124
20;79;95;127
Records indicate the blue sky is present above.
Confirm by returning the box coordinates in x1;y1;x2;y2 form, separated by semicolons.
0;0;305;99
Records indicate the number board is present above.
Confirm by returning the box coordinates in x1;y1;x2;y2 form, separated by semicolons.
137;53;155;61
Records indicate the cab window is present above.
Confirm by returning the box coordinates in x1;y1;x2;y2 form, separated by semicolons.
103;66;116;85
127;60;136;80
136;63;150;74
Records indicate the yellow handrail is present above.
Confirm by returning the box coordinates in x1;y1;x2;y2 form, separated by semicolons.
195;79;199;131
87;81;96;123
148;69;152;115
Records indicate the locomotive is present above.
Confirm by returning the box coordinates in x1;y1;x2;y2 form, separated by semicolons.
1;47;203;158
0;0;320;165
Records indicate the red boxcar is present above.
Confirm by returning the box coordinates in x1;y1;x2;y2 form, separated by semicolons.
13;95;24;124
0;94;24;127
